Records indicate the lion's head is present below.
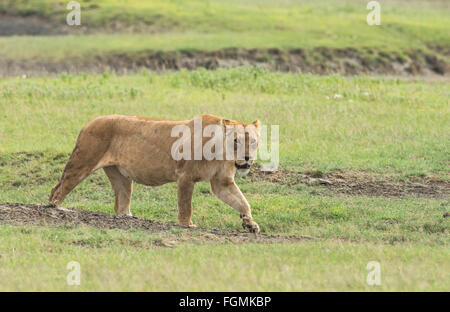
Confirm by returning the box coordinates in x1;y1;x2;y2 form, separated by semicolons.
222;118;260;175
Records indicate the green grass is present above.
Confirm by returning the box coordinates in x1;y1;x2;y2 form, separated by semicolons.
1;68;448;174
1;225;449;291
0;68;448;291
0;0;448;61
0;151;448;245
1;70;448;237
0;0;448;292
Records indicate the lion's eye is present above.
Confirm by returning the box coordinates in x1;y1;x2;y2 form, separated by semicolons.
250;139;257;145
234;138;241;145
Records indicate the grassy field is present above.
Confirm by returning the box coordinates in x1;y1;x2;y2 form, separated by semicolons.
0;69;448;291
0;0;448;62
1;69;448;173
1;225;448;291
0;0;449;292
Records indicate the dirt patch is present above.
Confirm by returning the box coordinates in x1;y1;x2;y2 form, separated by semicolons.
249;168;450;199
0;203;314;244
0;14;64;36
0;8;173;36
1;47;449;77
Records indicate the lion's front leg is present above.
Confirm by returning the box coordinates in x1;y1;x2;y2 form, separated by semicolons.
177;176;196;228
210;177;259;233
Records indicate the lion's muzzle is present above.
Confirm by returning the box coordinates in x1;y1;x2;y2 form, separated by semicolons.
235;162;251;170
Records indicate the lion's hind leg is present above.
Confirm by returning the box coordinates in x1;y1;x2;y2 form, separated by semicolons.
49;148;98;206
49;133;109;206
103;166;133;216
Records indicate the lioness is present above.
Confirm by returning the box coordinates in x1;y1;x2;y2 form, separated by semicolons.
49;114;260;233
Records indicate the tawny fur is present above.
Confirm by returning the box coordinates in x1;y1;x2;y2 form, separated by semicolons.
49;114;260;233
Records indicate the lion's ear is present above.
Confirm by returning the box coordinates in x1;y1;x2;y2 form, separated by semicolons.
222;119;233;136
252;120;261;135
222;119;232;126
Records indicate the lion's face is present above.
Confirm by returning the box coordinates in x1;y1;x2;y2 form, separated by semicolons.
224;119;260;175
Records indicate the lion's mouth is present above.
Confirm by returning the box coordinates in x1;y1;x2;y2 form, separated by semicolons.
235;162;251;170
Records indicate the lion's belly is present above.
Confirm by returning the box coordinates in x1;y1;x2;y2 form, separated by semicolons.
117;166;146;184
117;165;175;186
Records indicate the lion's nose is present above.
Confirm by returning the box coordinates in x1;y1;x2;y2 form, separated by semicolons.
245;156;250;161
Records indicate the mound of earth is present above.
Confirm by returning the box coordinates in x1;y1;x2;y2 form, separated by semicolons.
2;47;449;77
0;203;315;244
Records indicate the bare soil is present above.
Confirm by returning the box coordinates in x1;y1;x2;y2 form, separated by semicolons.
2;47;449;77
0;14;60;36
0;203;315;244
249;168;450;199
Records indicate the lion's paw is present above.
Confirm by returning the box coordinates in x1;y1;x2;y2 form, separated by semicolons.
242;220;260;234
179;221;197;228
